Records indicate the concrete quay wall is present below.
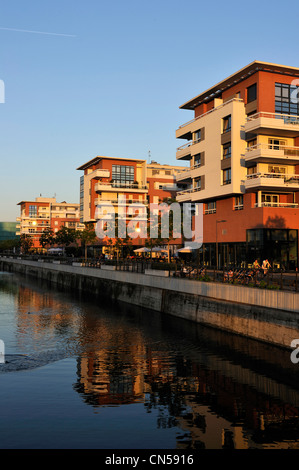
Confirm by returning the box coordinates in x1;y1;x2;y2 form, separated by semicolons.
1;257;299;350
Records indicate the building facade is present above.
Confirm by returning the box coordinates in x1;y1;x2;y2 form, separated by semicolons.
77;156;188;251
175;61;299;269
16;197;84;249
0;222;18;242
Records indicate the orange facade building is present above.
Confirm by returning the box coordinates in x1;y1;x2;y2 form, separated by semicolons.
16;197;84;249
175;61;299;269
77;156;188;251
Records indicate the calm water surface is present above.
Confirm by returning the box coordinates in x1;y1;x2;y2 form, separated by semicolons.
0;271;299;449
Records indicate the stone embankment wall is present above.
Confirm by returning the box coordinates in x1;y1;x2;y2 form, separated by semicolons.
1;257;299;349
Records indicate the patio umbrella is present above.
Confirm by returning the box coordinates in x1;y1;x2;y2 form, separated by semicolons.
151;247;168;253
134;247;151;253
175;246;196;253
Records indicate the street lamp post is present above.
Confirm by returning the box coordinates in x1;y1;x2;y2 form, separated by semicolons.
216;219;226;270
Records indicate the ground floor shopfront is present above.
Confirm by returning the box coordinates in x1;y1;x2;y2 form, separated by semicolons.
201;228;298;270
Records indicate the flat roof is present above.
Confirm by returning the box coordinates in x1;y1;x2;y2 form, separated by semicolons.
77;155;147;171
180;60;299;110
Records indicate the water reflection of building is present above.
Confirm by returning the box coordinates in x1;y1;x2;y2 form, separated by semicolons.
74;340;299;449
15;283;80;351
74;350;149;406
11;277;299;449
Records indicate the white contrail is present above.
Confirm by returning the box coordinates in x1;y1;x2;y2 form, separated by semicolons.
0;27;76;37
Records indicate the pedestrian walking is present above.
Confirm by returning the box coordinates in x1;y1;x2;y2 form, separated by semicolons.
262;259;271;276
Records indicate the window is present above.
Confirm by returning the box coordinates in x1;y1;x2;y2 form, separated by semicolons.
223;115;231;133
275;82;299;115
223;142;231;159
194;153;202;167
234;195;244;210
152;169;160;175
268;138;286;150
205;201;216;214
268;165;286;174
247;83;257;103
193;129;202;143
223;168;231;185
29;205;37;218
165;170;171;175
194;177;202;190
262;194;279;206
112;165;134;184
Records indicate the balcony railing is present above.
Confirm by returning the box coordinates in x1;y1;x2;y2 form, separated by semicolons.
246;112;299;125
95;198;148;205
246;143;299;158
246;172;299;184
176;138;203;153
254;202;298;208
177;186;202;197
176;162;202;180
95;182;148;191
177;188;193;196
177;97;243;130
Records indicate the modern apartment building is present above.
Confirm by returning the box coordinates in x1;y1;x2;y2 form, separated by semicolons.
16;197;84;249
175;61;299;269
77;156;188;249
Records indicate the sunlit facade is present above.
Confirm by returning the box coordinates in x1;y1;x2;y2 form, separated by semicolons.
175;61;299;268
16;197;84;249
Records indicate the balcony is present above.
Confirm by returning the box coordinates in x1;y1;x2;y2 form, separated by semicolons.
254;202;298;208
176;97;243;139
245;112;299;137
176;186;202;202
95;182;148;193
245;143;299;164
90;169;110;179
176;188;193;202
176;142;192;160
175;162;203;182
244;172;299;190
95;198;148;206
176;168;192;182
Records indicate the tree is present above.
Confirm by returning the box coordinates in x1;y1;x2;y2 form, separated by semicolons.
19;234;34;254
40;228;55;250
78;223;97;260
0;239;20;253
55;226;77;248
147;197;184;262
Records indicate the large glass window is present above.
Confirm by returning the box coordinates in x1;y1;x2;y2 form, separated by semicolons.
112;165;134;184
275;82;299;115
29;205;37;218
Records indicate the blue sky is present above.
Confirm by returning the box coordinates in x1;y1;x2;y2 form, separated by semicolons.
1;0;299;221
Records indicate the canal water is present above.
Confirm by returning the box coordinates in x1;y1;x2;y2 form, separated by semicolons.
0;270;299;449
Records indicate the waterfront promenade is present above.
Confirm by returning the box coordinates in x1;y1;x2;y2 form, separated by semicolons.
1;255;298;350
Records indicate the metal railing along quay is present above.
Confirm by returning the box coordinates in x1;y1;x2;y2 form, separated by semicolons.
1;254;299;292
